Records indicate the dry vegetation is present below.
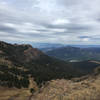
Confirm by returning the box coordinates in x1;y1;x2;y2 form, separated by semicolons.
0;58;12;67
31;74;100;100
0;69;100;100
0;87;31;100
0;78;38;100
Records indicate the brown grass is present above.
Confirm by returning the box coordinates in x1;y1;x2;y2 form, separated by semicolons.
0;87;31;100
0;75;100;100
31;75;100;100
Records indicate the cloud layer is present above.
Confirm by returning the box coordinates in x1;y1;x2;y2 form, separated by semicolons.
0;0;100;44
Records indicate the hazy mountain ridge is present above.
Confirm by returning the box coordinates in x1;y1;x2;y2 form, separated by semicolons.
46;46;100;61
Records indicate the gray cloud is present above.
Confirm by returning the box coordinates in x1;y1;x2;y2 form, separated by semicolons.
79;36;91;39
0;0;100;44
0;24;17;33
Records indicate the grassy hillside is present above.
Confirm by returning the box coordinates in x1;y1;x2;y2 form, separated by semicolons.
31;67;100;100
0;41;83;88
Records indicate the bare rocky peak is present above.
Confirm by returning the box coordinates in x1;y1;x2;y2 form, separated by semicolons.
14;43;33;48
24;46;44;62
0;41;45;62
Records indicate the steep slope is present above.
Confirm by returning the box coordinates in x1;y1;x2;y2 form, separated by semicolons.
0;41;44;63
31;67;100;100
0;41;83;88
46;46;100;61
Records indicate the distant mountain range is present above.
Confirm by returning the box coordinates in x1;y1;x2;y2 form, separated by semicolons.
31;43;100;49
46;46;100;61
32;43;64;48
68;45;100;48
31;43;100;52
31;43;65;52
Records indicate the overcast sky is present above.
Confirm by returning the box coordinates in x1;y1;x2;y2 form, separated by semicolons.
0;0;100;44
